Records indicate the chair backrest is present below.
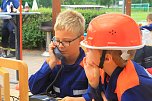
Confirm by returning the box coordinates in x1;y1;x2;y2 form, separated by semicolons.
0;58;29;101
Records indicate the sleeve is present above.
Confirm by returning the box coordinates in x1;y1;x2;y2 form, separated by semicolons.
140;25;152;31
13;0;19;9
28;61;54;94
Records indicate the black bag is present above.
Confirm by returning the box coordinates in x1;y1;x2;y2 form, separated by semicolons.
134;46;152;68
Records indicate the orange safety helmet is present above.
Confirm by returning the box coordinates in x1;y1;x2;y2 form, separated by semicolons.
81;13;145;50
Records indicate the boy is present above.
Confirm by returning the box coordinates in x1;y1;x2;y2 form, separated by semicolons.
29;10;91;101
81;13;152;101
140;13;152;31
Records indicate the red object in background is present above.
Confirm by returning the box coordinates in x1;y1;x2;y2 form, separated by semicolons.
19;0;23;60
147;68;152;74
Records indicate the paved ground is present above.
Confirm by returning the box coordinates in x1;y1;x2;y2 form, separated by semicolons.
0;49;48;100
22;49;47;77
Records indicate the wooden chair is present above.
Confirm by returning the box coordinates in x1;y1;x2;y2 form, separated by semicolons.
0;58;29;101
0;67;10;101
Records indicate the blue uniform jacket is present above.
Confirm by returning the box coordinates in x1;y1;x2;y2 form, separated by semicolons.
90;60;152;101
29;48;91;101
1;0;19;32
140;24;152;31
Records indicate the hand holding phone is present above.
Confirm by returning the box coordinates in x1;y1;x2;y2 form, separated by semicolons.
53;47;63;60
47;43;63;69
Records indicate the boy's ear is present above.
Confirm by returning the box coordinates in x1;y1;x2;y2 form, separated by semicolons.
80;35;84;41
105;53;112;63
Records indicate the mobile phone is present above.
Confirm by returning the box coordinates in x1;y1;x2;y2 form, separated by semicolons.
53;47;63;60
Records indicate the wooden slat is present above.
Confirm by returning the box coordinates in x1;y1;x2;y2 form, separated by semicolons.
0;67;10;101
0;58;29;101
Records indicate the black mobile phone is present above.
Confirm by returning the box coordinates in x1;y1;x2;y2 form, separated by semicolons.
53;47;63;60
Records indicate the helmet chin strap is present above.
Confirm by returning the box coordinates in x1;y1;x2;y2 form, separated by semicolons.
99;50;106;69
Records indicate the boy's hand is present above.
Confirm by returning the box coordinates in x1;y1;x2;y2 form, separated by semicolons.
47;42;60;69
83;57;100;88
61;97;85;101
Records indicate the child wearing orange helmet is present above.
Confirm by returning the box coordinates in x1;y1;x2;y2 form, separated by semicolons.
81;13;152;101
29;10;90;101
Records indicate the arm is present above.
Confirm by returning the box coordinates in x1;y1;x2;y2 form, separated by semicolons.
59;83;103;101
83;57;100;88
29;42;60;94
140;25;152;31
101;92;108;101
82;57;103;101
28;61;54;94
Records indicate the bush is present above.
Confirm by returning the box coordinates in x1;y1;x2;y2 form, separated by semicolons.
22;8;105;49
76;9;105;31
22;8;52;49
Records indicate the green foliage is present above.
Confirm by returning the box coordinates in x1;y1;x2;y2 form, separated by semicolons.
76;9;105;31
22;7;152;49
22;8;52;49
96;0;113;7
22;0;32;7
62;0;88;5
22;8;105;49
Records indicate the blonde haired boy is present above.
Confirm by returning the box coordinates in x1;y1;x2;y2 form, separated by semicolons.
29;10;91;101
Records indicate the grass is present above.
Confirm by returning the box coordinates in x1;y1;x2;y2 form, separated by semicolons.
131;12;148;22
37;7;151;24
95;7;152;22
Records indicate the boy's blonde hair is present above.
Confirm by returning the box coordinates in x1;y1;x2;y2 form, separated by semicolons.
54;10;85;36
107;50;136;67
147;13;152;21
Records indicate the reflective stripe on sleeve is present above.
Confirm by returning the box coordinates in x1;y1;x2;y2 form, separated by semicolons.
73;89;87;95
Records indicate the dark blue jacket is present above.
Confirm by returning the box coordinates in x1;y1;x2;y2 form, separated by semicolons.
29;48;91;101
140;24;152;31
